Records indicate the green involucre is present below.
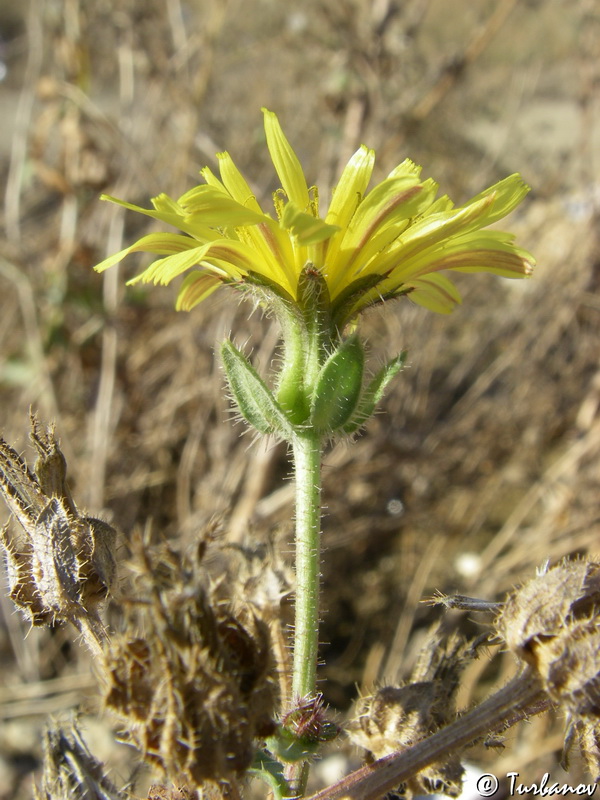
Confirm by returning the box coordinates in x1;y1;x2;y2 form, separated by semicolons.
309;334;365;433
343;351;407;433
221;341;294;439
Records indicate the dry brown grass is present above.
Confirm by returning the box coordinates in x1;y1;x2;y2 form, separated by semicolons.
0;0;599;797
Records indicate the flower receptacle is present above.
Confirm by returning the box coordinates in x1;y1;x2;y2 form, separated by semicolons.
223;331;406;440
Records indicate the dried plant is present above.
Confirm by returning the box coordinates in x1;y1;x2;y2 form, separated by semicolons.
348;632;478;799
0;417;284;797
2;416;600;799
35;717;127;800
0;414;115;657
311;560;600;800
1;4;598;798
103;537;279;787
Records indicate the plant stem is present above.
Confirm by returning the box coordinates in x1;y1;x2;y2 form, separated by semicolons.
283;430;323;795
282;429;324;796
291;429;323;702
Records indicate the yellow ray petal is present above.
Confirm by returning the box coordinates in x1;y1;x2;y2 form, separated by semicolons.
262;108;310;209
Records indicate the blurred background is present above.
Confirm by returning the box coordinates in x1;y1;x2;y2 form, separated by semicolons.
0;0;599;797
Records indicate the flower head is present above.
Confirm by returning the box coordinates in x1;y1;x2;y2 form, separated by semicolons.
95;109;533;328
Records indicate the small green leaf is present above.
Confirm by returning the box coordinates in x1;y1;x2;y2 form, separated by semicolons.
310;334;365;433
343;351;407;433
221;341;294;439
250;749;292;800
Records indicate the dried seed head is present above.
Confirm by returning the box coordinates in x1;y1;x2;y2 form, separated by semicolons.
350;682;464;798
35;717;127;800
104;537;278;787
536;618;600;715
0;418;116;633
496;559;600;665
30;418;73;507
348;632;472;799
495;559;600;717
565;718;600;783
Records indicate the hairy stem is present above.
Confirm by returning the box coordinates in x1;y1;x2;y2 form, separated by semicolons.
286;429;323;795
291;430;323;701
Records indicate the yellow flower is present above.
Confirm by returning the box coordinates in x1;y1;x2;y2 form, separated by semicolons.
95;109;534;326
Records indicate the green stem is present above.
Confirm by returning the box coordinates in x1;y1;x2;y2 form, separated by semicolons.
285;429;323;796
291;429;323;702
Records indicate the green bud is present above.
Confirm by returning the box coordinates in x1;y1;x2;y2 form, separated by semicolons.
296;263;331;320
221;340;294;439
296;263;332;363
265;728;319;764
310;334;365;433
343;351;407;433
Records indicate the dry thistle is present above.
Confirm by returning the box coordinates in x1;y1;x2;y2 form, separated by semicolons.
313;560;600;800
348;632;483;800
495;559;600;711
35;717;127;800
103;537;279;791
495;558;600;779
0;415;116;655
